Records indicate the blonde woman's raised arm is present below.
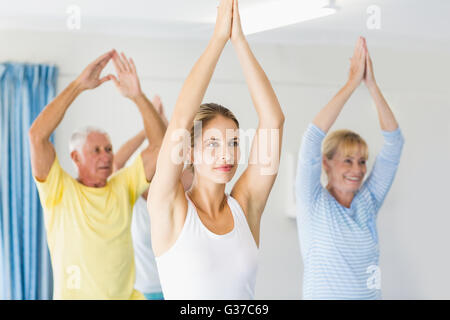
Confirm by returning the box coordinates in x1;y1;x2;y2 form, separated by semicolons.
313;37;367;133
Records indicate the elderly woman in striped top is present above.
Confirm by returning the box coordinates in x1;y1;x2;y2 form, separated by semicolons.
295;37;404;300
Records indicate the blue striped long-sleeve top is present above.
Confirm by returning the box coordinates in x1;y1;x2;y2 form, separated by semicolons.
295;123;404;300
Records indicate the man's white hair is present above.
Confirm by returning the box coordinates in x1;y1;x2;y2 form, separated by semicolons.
69;126;111;153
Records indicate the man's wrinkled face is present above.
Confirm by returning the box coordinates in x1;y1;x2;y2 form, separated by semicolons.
72;132;114;184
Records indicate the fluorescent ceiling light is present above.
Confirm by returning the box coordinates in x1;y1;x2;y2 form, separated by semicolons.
223;0;337;35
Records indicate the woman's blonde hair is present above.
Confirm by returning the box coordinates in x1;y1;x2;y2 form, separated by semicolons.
188;103;239;170
323;129;369;160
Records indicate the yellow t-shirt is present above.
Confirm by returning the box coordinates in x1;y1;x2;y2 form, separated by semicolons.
34;155;149;300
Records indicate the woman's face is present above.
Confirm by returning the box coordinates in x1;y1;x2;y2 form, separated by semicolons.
192;115;240;184
323;147;367;194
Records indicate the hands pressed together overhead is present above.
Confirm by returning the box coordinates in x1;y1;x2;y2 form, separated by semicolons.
348;36;377;90
214;0;245;44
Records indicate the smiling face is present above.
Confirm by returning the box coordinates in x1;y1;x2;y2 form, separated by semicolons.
192;115;240;184
71;131;114;186
324;146;367;194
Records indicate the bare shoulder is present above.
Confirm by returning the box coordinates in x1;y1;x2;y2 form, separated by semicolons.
149;181;189;256
172;183;189;228
231;176;263;248
149;182;187;217
230;176;251;217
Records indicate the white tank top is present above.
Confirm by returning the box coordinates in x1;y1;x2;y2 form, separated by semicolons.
155;193;259;300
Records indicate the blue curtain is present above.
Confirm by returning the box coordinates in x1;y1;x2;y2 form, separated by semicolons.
0;63;58;300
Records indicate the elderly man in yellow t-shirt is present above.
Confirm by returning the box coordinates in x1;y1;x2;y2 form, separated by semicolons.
28;50;166;300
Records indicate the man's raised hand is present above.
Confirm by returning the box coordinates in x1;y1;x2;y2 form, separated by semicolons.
74;50;115;91
152;95;169;126
110;51;143;100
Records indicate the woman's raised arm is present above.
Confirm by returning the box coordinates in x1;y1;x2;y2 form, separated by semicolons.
230;0;285;243
313;37;367;133
148;0;233;211
363;40;399;132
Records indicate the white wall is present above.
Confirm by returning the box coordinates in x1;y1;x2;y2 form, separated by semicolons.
1;29;449;299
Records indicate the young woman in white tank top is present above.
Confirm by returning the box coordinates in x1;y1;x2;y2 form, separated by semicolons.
147;0;285;300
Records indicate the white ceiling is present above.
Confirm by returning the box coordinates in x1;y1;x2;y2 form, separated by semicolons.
1;0;449;49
